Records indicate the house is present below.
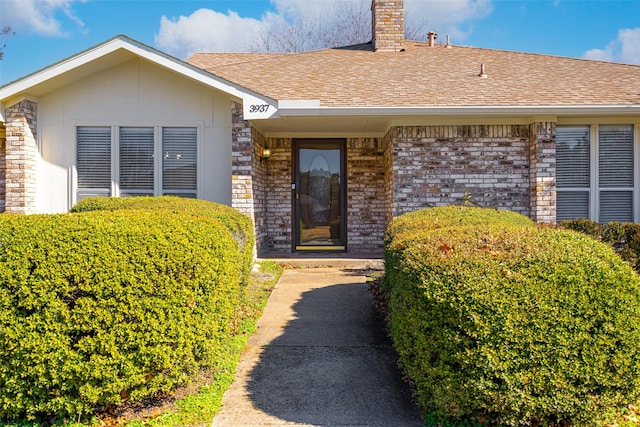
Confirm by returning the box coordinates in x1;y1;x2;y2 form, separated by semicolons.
1;0;639;255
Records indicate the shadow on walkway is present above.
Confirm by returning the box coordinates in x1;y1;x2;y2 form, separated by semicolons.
212;267;423;426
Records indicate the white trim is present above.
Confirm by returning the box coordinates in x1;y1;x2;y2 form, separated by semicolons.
633;122;640;222
590;125;599;222
71;121;201;203
274;104;640;118
559;123;639;223
0;36;275;114
111;125;118;200
154;126;162;197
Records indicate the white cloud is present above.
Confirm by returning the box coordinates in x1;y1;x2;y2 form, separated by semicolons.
0;0;85;36
268;0;493;42
155;9;269;57
405;0;493;41
584;28;640;65
154;0;494;58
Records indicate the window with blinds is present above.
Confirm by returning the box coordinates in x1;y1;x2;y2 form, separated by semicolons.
119;127;154;196
76;125;198;201
599;125;634;222
162;127;197;198
557;124;635;223
556;126;590;221
76;126;111;200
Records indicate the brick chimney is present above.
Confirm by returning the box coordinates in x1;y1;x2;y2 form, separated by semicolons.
371;0;405;52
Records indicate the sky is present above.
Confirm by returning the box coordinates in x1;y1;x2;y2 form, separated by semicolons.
1;0;639;86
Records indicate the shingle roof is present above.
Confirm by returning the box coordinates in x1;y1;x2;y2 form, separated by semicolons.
187;41;640;108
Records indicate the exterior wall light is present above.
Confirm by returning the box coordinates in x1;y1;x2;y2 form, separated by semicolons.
260;148;272;162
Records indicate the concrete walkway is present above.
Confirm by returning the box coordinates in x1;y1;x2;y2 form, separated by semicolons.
212;261;423;426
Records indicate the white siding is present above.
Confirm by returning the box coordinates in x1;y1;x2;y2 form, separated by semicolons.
36;58;233;213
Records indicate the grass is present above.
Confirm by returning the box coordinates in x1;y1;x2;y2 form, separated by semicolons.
0;261;282;427
121;261;282;427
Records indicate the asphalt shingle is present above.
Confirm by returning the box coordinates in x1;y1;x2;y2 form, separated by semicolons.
188;41;640;107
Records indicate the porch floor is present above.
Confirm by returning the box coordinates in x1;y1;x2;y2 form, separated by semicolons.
257;251;384;269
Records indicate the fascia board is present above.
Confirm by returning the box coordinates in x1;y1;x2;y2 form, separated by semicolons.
0;36;275;108
275;105;640;117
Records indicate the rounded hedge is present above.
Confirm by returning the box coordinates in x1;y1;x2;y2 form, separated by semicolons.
561;218;640;274
71;196;255;281
0;208;245;421
386;205;534;239
384;207;640;425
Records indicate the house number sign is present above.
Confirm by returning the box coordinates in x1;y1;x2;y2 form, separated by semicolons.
243;93;277;119
249;104;270;114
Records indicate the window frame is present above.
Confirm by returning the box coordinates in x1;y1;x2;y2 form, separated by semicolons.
73;123;201;207
556;122;640;223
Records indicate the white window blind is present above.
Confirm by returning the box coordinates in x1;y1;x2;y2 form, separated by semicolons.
556;126;590;221
599;125;634;222
120;127;154;196
76;126;111;200
162;127;197;198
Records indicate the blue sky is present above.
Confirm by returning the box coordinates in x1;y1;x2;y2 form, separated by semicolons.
1;0;639;86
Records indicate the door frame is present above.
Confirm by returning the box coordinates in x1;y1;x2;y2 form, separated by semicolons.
292;138;347;252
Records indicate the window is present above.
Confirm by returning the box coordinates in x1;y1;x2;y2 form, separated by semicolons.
599;125;634;222
76;125;197;201
162;127;197;198
120;127;155;196
76;126;111;200
557;124;635;223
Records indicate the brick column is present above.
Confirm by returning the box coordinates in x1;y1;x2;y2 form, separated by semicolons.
0;134;6;213
4;100;38;214
231;101;272;255
529;122;556;224
231;101;255;218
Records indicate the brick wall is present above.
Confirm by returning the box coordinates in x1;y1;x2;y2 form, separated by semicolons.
251;129;268;252
529;122;556;223
382;128;394;226
252;137;387;254
233;117;556;254
346;137;386;253
231;101;269;256
371;0;405;52
0;135;5;213
4;100;38;214
388;125;532;217
262;138;293;253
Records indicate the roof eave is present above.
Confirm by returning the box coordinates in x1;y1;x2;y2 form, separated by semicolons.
0;35;276;121
274;104;640;117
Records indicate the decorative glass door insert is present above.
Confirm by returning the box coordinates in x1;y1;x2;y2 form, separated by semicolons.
294;140;346;251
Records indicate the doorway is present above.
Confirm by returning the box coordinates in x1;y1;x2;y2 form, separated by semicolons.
293;139;346;251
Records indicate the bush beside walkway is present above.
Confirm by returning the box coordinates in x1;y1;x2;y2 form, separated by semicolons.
383;206;640;426
0;197;255;423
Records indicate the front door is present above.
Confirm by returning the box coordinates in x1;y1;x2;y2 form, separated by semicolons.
293;139;346;251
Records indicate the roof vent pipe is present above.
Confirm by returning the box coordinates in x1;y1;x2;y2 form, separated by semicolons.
428;31;437;47
445;35;452;48
478;63;488;78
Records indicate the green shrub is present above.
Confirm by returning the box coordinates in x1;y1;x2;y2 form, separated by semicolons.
0;209;245;421
71;196;255;281
561;219;640;272
384;207;640;426
388;205;533;238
